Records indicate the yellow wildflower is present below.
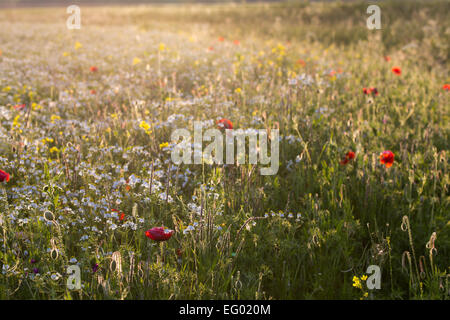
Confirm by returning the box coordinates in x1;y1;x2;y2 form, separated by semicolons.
31;103;42;110
13;114;21;128
139;120;152;135
352;276;362;289
49;147;59;153
139;120;150;131
50;115;61;123
132;57;142;65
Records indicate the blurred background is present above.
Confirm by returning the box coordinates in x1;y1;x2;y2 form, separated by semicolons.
2;0;293;7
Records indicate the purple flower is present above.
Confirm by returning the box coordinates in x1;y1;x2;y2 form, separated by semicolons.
92;263;99;273
30;259;37;264
33;268;39;274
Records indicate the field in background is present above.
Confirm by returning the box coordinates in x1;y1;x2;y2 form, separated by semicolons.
0;1;449;299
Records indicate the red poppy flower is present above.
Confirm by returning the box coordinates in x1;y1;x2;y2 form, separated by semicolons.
380;150;395;168
346;151;355;160
340;151;355;165
90;66;98;72
217;118;233;130
124;179;131;192
13;104;26;110
233;40;240;45
384;56;391;62
0;169;10;182
296;59;306;67
111;208;125;221
90;90;96;95
208;46;214;51
145;227;174;241
363;87;378;96
391;67;401;75
443;84;450;91
218;37;225;42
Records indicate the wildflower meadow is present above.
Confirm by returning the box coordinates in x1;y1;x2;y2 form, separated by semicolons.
0;0;448;300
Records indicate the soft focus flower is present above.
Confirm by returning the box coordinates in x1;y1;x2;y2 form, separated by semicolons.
112;209;125;221
380;150;395;168
233;40;240;45
346;151;355;160
443;84;450;91
13;104;26;110
50;114;61;123
218;36;225;42
145;227;174;241
217;118;233;130
363;87;378;96
340;151;355;165
0;169;10;182
384;56;391;62
391;67;401;75
12;115;21;128
296;59;306;67
90;66;98;72
51;273;61;280
132;57;142;65
139;120;152;135
49;146;60;153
